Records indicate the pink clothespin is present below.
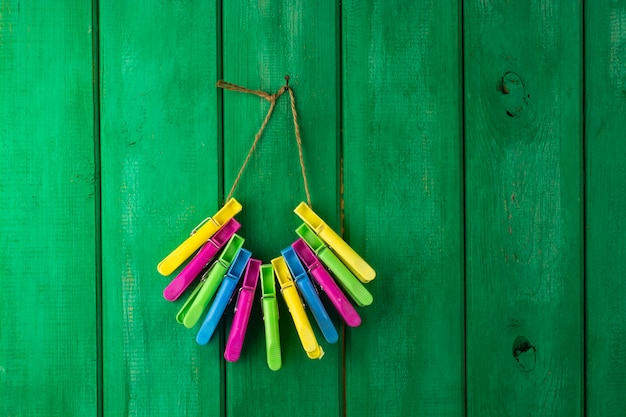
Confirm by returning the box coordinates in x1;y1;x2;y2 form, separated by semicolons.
163;218;240;301
292;238;361;327
224;258;262;362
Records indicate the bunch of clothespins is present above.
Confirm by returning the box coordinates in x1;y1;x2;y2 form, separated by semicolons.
157;198;375;370
157;78;375;370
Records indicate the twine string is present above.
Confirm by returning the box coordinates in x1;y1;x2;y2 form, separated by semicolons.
218;77;312;207
287;87;311;207
223;92;280;203
216;80;274;101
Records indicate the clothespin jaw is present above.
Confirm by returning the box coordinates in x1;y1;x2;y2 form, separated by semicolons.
292;239;362;327
197;248;252;345
260;264;282;370
296;224;373;307
272;257;324;360
164;218;241;301
294;202;375;283
181;234;245;329
225;258;262;362
157;198;242;276
281;247;338;344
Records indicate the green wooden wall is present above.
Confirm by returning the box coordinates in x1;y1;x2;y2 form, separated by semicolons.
1;1;625;416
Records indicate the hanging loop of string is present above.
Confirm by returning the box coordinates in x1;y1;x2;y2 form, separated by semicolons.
217;76;312;207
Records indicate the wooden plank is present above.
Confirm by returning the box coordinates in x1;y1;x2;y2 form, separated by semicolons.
0;2;97;416
585;2;626;416
464;1;583;416
99;2;222;416
342;1;464;416
222;1;341;415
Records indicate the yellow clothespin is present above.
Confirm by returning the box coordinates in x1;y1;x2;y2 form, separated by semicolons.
157;198;242;276
271;257;324;360
294;202;375;283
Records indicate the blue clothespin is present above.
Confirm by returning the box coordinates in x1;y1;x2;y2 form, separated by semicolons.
281;246;338;344
196;248;252;345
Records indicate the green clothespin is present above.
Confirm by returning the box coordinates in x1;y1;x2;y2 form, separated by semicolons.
296;224;373;307
260;264;282;371
176;234;245;328
176;268;209;324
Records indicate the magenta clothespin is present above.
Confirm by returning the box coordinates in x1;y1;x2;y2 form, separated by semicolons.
292;238;361;327
224;258;262;362
163;218;241;301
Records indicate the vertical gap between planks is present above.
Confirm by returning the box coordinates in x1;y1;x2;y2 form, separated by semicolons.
460;0;468;415
581;0;587;414
220;325;227;417
217;1;227;416
337;0;346;416
91;0;104;416
217;0;225;206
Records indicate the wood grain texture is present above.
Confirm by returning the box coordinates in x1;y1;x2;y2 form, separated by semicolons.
5;2;623;414
222;0;341;415
585;2;626;416
0;2;97;416
100;2;221;416
342;1;464;416
464;1;583;416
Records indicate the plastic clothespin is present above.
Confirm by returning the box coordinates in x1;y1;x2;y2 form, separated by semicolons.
272;257;324;360
296;224;373;307
224;258;262;362
163;218;241;301
294;202;375;283
281;246;338;344
197;248;252;345
260;264;282;371
157;198;242;276
177;234;245;329
176;269;208;325
292;238;362;327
